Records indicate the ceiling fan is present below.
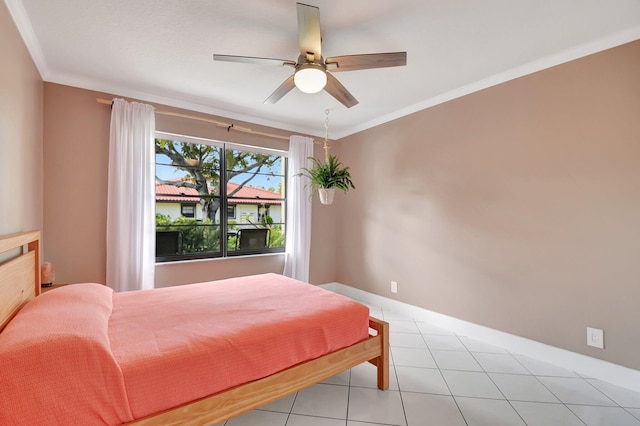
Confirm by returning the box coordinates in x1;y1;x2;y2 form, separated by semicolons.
213;2;407;108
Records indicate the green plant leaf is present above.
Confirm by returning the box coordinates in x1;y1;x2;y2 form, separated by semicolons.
296;154;355;194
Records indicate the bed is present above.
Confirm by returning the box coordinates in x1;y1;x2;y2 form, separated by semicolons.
0;231;389;425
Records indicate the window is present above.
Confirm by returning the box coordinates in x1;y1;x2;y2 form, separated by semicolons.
181;204;196;218
155;133;286;261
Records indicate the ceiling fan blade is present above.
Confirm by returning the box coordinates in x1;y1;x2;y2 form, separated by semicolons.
264;75;296;104
297;3;322;60
213;54;296;67
324;73;359;108
325;52;407;72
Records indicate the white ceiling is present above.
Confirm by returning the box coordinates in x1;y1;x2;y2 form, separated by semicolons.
7;0;640;139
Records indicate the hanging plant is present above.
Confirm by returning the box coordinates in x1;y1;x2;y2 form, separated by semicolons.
297;109;355;204
298;154;355;204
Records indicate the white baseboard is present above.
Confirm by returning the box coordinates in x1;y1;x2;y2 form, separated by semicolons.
321;282;640;393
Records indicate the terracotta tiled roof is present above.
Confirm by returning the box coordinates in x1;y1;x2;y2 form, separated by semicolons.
155;184;201;202
156;182;282;205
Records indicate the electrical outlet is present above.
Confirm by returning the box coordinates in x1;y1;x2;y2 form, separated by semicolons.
587;327;604;349
390;281;398;294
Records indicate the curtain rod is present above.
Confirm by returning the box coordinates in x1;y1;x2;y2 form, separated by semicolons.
96;98;290;141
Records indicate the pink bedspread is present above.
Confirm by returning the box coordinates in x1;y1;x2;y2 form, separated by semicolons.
0;273;369;425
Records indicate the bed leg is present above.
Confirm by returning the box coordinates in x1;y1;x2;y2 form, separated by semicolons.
377;319;389;390
368;317;390;390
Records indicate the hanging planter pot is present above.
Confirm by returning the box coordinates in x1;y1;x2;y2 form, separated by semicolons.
318;188;336;205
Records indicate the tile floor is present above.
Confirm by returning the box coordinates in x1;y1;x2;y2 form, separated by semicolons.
213;303;640;426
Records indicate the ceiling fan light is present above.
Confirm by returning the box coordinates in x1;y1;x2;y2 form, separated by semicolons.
294;65;327;94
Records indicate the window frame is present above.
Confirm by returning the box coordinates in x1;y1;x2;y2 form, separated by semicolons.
155;131;287;262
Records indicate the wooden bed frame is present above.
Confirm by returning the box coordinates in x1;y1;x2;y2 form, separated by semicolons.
0;230;41;332
0;231;389;426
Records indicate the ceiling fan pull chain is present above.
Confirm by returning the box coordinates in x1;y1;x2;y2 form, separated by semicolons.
324;109;330;162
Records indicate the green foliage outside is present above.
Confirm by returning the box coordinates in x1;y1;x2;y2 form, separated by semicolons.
156;213;284;256
268;225;285;248
156;214;221;254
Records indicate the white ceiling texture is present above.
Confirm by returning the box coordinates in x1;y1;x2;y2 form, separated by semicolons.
6;0;640;138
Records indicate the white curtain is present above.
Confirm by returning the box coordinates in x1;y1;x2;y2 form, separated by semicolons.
106;99;156;292
283;135;314;282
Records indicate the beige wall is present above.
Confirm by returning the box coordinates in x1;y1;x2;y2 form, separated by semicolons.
335;40;640;370
0;3;43;238
42;83;337;286
43;84;110;284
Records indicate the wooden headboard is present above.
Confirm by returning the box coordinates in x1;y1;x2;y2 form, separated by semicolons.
0;231;41;332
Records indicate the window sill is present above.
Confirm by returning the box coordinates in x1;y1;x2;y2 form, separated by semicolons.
155;251;285;266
